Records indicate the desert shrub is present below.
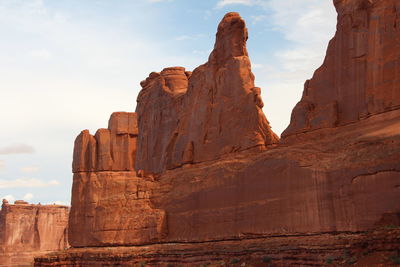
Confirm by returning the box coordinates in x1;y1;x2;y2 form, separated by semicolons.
262;256;272;263
390;254;400;264
230;258;240;264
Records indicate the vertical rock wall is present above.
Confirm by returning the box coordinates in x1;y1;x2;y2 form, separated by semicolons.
69;112;167;247
283;0;400;137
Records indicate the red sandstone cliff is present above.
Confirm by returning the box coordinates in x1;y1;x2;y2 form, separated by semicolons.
37;1;400;266
69;112;166;247
282;0;400;137
0;200;69;266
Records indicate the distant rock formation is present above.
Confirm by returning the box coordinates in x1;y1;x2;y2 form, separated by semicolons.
0;200;69;266
37;1;400;266
135;12;278;174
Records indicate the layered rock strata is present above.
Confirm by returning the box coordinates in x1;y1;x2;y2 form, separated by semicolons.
0;200;69;267
37;1;400;266
35;228;400;267
136;12;278;175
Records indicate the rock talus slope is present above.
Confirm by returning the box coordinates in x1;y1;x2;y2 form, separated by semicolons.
0;200;69;267
36;1;400;266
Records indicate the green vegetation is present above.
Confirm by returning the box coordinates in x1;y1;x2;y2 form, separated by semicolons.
390;254;400;264
262;256;272;263
325;256;335;265
346;256;357;265
230;258;240;264
382;224;400;230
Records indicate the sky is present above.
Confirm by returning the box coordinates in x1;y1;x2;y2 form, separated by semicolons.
0;0;337;205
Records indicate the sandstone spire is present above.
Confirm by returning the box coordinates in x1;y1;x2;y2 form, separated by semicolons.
135;12;278;174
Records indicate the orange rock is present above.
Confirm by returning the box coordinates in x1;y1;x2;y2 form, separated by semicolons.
0;201;69;266
72;112;137;172
68;172;166;247
69;112;165;247
62;4;400;265
282;0;400;137
135;67;189;174
72;129;96;172
135;12;278;174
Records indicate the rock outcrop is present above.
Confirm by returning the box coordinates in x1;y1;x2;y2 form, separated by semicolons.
0;200;69;266
282;0;400;137
36;2;400;266
73;112;137;172
136;12;278;175
69;112;166;247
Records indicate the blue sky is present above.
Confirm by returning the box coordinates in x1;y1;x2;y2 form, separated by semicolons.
0;0;336;205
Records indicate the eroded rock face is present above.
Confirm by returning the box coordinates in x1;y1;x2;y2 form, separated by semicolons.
69;112;166;247
135;12;278;174
135;67;189;175
0;200;69;266
282;0;400;137
73;112;137;172
48;2;400;265
68;172;166;247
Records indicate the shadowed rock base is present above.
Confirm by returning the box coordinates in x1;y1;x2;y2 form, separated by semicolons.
35;229;400;267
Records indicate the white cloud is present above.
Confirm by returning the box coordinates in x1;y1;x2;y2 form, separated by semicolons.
0;160;4;171
216;0;254;8
29;49;52;60
263;0;336;70
23;193;34;201
1;194;15;203
0;178;59;189
251;0;337;135
0;144;35;155
251;15;266;24
21;166;40;173
147;0;172;2
252;63;264;69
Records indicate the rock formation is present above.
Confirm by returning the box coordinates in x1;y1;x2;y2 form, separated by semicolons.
0;200;69;266
282;0;400;137
36;1;400;266
136;12;278;175
73;112;137;172
69;112;166;247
